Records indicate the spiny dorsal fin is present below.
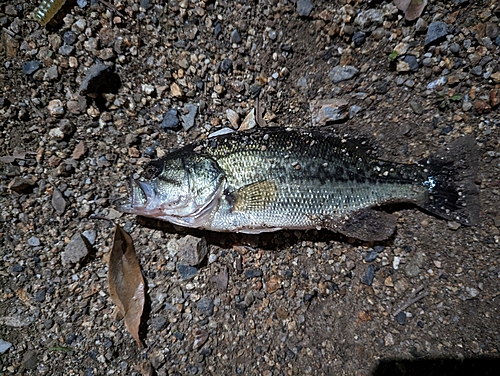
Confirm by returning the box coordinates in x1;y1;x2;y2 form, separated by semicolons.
231;180;278;212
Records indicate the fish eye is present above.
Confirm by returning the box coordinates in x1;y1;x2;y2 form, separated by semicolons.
143;159;164;180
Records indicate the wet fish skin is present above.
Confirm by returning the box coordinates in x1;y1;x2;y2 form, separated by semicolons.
118;128;479;241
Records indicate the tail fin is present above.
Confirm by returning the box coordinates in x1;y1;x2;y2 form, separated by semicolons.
417;136;480;226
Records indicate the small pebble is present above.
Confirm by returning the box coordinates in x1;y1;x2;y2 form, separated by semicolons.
34;289;46;303
161;109;179;129
22;350;38;370
22;61;40;75
61;233;91;266
365;250;378;262
82;230;97;245
352;31;366;46
28;236;40;247
328;65;359;84
245;269;263;279
44;319;54;330
52;187;66;215
221;58;233;72
193;328;209;350
230;29;241;44
47;100;65;117
425;21;448;46
0;339;13;354
297;0;314;17
361;264;375;286
180;103;198;131
177;235;208;266
151;316;167;331
176;263;198;280
396;312;407;325
197;296;215;316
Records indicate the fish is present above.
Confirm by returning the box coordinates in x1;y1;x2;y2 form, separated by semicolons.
117;128;479;241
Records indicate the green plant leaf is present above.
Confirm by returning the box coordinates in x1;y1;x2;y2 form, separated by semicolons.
389;51;398;62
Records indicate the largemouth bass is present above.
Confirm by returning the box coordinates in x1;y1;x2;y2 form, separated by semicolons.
117;128;479;241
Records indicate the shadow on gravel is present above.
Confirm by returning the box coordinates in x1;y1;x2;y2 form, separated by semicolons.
372;357;500;376
135;215;396;250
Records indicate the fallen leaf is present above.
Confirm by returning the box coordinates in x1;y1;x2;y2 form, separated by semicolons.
108;224;145;347
394;0;427;21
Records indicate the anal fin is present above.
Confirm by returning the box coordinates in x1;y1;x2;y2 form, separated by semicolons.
325;210;396;241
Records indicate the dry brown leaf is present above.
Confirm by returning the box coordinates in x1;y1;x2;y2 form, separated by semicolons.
394;0;427;21
108;224;145;347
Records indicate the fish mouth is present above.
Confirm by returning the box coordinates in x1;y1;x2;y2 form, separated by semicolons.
116;176;150;213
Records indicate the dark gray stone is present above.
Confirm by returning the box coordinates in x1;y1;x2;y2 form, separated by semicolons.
28;236;40;247
221;58;233;71
214;22;222;37
449;43;460;54
230;29;241;44
140;0;153;10
63;31;77;45
425;21;448;46
79;63;120;96
35;289;46;303
23;61;40;75
44;66;59;81
361;264;375;286
176;263;198;280
328;65;359;83
471;65;483;76
180;103;198;131
61;234;91;266
161;108;179;129
197;296;215;316
22;350;38;370
352;31;366;46
0;339;12;354
365;250;378;262
403;55;419;71
58;45;74;56
151;316;167;331
144;146;156;157
177;235;208;266
11;264;23;273
297;0;313;17
245;269;262;279
396;311;407;325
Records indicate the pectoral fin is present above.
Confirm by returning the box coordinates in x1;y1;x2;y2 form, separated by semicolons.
324;209;397;241
229;180;278;212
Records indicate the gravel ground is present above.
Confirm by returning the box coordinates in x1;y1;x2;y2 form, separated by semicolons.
1;0;500;375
